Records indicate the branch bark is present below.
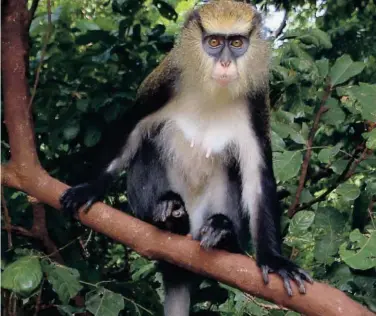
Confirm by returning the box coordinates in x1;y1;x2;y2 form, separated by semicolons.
1;1;373;315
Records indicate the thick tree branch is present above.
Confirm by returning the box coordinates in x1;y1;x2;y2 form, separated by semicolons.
1;1;373;315
288;86;331;217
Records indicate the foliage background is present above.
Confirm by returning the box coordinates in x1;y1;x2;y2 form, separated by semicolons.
1;0;375;315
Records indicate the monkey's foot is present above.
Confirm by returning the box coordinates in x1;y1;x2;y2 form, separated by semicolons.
153;199;189;235
60;183;101;215
199;214;239;250
258;255;313;296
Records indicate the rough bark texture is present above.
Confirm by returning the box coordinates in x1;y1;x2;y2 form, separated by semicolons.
1;0;374;315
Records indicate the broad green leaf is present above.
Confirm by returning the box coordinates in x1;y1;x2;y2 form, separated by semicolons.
273;150;303;182
316;58;329;78
76;99;89;112
1;256;42;297
310;29;332;49
336;183;360;201
362;128;376;150
347;83;376;121
339;229;376;270
84;126;102;147
271;131;286;152
85;287;124;316
321;97;346;126
289;211;315;235
318;144;341;163
42;262;83;304
63;123;80;141
329;54;365;86
57;305;85;315
330;159;348;175
75;21;100;31
285;231;314;248
313;208;347;265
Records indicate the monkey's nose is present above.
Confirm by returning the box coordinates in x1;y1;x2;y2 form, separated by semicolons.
220;60;231;68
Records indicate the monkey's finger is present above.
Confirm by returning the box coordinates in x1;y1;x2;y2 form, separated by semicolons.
292;272;306;294
82;198;95;213
261;265;270;284
278;270;293;296
297;268;314;284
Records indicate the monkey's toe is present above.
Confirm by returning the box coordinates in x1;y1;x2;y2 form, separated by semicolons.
259;256;313;296
199;214;239;250
153;199;189;235
153;200;186;222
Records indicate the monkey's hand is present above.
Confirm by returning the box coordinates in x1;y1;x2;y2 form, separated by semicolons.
153;199;189;235
60;182;104;215
199;214;240;251
258;255;313;296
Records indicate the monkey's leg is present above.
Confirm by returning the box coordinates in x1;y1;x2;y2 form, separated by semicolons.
126;138;189;234
127;139;193;316
194;165;245;253
253;167;313;296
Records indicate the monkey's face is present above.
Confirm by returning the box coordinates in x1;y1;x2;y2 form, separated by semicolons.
203;34;249;87
178;1;270;97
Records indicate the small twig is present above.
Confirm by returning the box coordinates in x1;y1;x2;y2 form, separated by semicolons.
1;187;13;249
273;10;288;39
345;147;371;179
288;86;331;217
246;294;289;311
28;0;52;111
2;225;35;238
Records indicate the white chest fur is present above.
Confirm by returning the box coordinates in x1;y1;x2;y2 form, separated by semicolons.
166;93;251;156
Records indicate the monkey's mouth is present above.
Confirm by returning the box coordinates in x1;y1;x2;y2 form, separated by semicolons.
212;75;237;86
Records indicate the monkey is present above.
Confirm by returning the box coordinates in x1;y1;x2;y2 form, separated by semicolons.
60;1;313;315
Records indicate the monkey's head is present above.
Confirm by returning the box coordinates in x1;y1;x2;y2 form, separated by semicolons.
176;0;270;98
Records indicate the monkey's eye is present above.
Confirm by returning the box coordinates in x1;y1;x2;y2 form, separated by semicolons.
208;36;222;47
230;39;243;48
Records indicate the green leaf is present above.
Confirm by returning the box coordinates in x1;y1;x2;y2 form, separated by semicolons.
42;262;83;304
289;211;315;235
56;305;85;316
273;150;303;182
330;159;348;175
76;99;89;112
363;129;376;150
347;83;376;121
271;131;286;152
85;287;124;316
329;54;365;86
336;183;360;201
310;29;332;49
75;21;100;31
321;97;346;126
318;144;341;163
314;208;347;265
84;126;102;147
339;229;376;270
316;58;329;78
1;256;42;297
63;123;80;141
